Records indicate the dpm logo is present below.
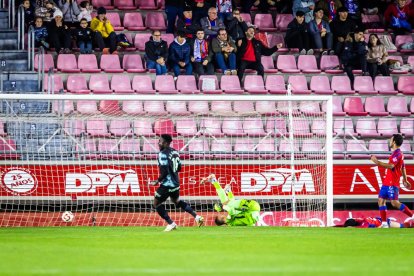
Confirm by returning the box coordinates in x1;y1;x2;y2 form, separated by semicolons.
65;169;140;193
241;168;315;193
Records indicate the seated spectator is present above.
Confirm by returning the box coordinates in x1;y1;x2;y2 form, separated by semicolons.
384;0;412;35
35;0;61;23
57;0;80;28
165;0;186;34
315;0;342;22
33;16;49;49
211;28;237;75
200;7;225;39
367;34;390;79
340;30;368;83
21;0;35;29
309;8;333;55
285;11;312;54
226;9;248;42
177;6;200;39
191;29;214;76
192;0;209;23
216;0;236;21
145;30;168;75
169;31;193;78
330;6;359;54
236;26;281;81
342;0;361;21
241;0;289;14
47;10;72;53
77;1;93;23
91;7;117;54
292;0;315;23
75;18;93;54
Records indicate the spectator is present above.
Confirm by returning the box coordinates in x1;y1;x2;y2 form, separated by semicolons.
57;0;80;28
192;0;209;23
330;6;359;54
309;8;334;55
292;0;315;23
35;0;61;23
145;30;169;75
236;26;281;81
315;0;342;22
90;7;117;54
33;16;49;49
285;11;312;54
384;0;413;34
75;18;93;53
216;0;236;21
77;1;93;23
21;0;35;29
165;0;187;34
342;0;361;21
226;8;248;42
47;10;72;53
340;30;368;83
169;31;193;78
177;6;200;39
191;29;214;76
367;34;390;79
212;28;237;75
200;7;225;39
242;0;289;14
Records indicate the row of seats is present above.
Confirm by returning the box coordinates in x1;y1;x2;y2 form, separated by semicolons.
92;0;164;11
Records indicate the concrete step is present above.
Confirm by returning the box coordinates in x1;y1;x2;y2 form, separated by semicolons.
7;72;39;81
0;38;18;50
2;80;39;92
0;50;27;60
0;59;28;71
0;18;8;29
0;31;18;39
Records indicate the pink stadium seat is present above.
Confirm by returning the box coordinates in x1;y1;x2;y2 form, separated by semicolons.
333;140;345;159
255;101;277;115
279;140;304;159
111;75;134;94
123;33;136;51
122;101;145;115
99;100;122;115
400;142;413;159
176;75;200;94
83;139;98;159
176;118;197;136
77;100;99;114
140;0;158;9
105;13;123;31
86;119;110;137
34;53;55;72
362;14;384;32
211;101;232;113
64;120;85;136
310;75;333;94
408;56;414;68
234;139;256;159
266;33;287;51
292;118;312;138
132;75;156;94
256;138;276;159
163;33;175;47
368;139;389;159
411;98;414;114
123;54;146;73
277;101;300;116
364;97;388;116
275;14;293;31
188;101;209;114
119;139;142;159
346;140;370;159
397;76;414;95
155;75;178;94
188;139;210;159
144;101;167;115
142;138;159;159
154;119;176;135
374;76;398;95
171;139;185;153
100;55;123;73
299;101;323;116
261;56;278;74
334;118;356;137
243;75;267;94
133;120;155;136
343;97;368;116
109;120;133;137
134;33;152;51
243;118;266;136
233;101;255;114
98;139;121;160
91;0;114;9
240;13;252;24
145;12;166;30
332;97;346;116
387;96;410;116
288;75;311;94
297;55;321;73
211;138;233;159
277;55;300;73
78;54;100;73
89;75;112;94
52;100;74;114
265;75;286;94
311;119;326;136
43;75;64;93
395;35;414;52
199;75;222;93
301;139;323;157
200;118;223;137
266;118;287;137
57;54;80;73
166;101;190;115
254;14;276;31
331;76;354;94
356;118;380;137
220;75;244;94
320;55;343;74
377;118;398;137
354;76;376;94
114;0;136;10
66;75;89;94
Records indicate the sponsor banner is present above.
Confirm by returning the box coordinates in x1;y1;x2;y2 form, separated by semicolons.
0;164;413;197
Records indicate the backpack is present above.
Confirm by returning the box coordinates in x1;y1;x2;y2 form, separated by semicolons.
116;33;132;48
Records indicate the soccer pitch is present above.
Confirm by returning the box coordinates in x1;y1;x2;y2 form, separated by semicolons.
0;227;412;275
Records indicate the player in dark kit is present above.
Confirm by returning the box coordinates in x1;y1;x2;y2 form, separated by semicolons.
150;134;204;231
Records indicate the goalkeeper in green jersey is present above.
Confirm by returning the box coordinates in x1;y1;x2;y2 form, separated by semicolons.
201;174;261;226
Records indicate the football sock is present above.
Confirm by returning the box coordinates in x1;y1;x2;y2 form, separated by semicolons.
399;203;413;217
379;206;387;222
177;200;197;218
212;181;228;203
156;204;173;224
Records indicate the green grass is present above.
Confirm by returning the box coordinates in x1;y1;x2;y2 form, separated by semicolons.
0;227;413;275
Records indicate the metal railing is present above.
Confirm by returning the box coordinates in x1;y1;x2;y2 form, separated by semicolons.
17;4;24;50
1;0;15;29
27;25;35;71
37;46;46;91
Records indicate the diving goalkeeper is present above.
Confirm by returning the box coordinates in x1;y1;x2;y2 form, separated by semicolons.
201;174;261;226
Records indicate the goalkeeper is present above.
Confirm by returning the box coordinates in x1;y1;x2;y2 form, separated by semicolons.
201;174;261;226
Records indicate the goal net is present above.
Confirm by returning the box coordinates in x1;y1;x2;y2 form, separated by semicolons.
0;93;333;227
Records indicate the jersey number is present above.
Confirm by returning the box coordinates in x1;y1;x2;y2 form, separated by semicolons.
171;156;180;173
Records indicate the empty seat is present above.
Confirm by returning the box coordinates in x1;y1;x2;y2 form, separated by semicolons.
354;76;376;94
64;120;85;136
332;97;346;116
400;142;413;159
234;139;256;159
114;0;136;10
298;55;321;73
66;75;90;94
395;35;414;51
77;100;99;114
155;75;178;94
255;101;276;115
397;76;414;95
86;119;110;137
240;13;252;23
266;33;287;51
261;56;278;73
356;118;380;137
279;140;303;158
333;139;345;159
132;75;156;94
310;75;333;94
142;138;159;158
211;138;232;159
275;14;293;31
401;118;414;137
368;139;389;159
388;55;407;75
34;53;55;72
243;117;266;136
145;12;166;30
292;118;312;137
83;138;98;159
154;119;175;135
346;140;370;159
133;120;155;136
288;75;311;94
243;75;267;94
57;54;80;73
53;100;74;114
43;75;64;93
98;139;121;160
89;75;112;94
211;101;232;113
320;55;343;74
122;100;145;115
99;100;122;115
276;101;300;116
387;97;410;116
0;121;6;136
105;12;123;31
176;118;197;136
266;118;287;136
140;0;158;9
100;55;123;73
364;97;388;116
200;118;223;137
123;54;146;73
176;75;200;94
188;139;209;159
334;118;356;137
109;120;133;136
188;101;209;114
91;0;114;9
144;101;167;115
166;101;190;115
277;55;300;73
78;54;100;73
134;33;152;51
220;75;244;94
199;75;222;93
254;14;276;31
222;118;244;136
331;76;354;94
343;97;368;116
265;75;286;94
256;138;276;159
119;139;142;159
377;118;398;137
300;101;323;116
374;76;398;95
111;75;134;94
233;101;255;114
301;139;323;157
311;119;326;136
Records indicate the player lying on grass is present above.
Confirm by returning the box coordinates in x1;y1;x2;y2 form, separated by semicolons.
201;174;260;226
340;217;414;228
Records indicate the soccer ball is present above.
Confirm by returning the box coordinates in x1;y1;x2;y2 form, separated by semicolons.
61;211;74;222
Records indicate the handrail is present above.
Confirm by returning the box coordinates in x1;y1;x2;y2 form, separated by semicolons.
47;67;55;94
17;5;24;50
27;25;35;71
37;46;46;91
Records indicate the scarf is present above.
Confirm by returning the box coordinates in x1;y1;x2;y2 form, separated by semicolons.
194;39;208;62
329;0;336;21
185;18;193;38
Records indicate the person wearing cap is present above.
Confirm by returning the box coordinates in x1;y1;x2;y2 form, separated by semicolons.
329;6;360;54
309;8;334;55
315;0;342;22
47;9;72;53
90;7;117;54
177;6;200;39
292;0;315;23
285;11;313;55
200;7;225;39
57;0;80;28
226;8;248;42
165;0;188;34
168;31;193;78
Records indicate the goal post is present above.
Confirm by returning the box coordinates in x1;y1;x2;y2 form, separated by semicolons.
0;93;333;227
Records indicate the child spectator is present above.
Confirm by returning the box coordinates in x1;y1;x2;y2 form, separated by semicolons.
21;0;35;28
33;16;49;49
77;0;93;22
75;18;93;53
36;0;61;23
